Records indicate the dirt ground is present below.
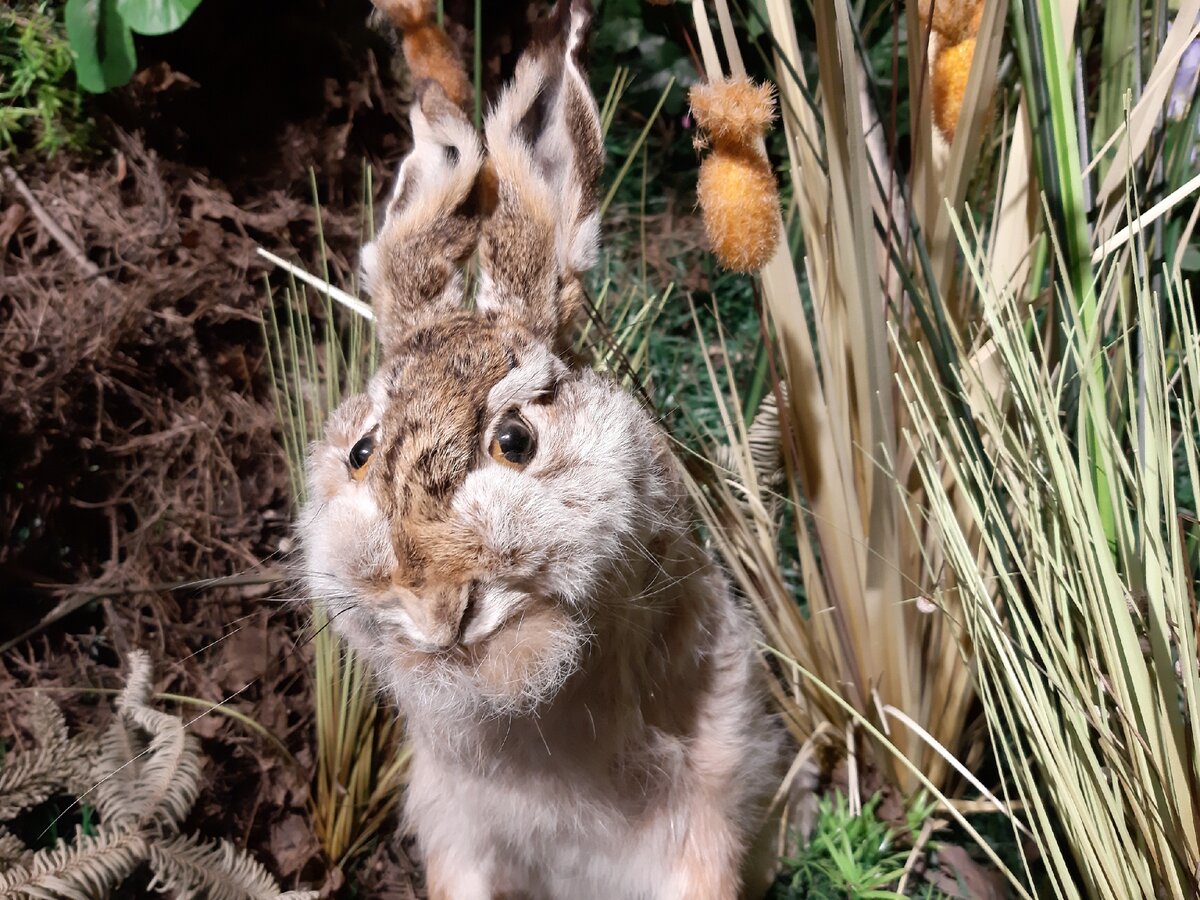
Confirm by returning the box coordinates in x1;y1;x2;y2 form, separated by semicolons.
0;1;542;894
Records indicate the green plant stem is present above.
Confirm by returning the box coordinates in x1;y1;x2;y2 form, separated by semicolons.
1013;0;1113;541
599;76;675;218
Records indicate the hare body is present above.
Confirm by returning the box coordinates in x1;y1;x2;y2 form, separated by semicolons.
299;3;781;896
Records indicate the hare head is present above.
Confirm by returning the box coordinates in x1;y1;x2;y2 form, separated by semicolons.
298;1;682;721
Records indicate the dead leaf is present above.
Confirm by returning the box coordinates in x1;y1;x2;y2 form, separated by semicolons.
269;813;321;879
0;203;26;246
928;843;1007;899
218;615;269;691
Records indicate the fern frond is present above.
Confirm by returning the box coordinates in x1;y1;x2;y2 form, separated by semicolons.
95;650;202;828
118;649;155;709
0;738;93;821
0;826;30;868
744;390;782;479
92;716;145;825
147;832;318;900
121;726;202;829
714;389;785;517
27;695;68;748
0;823;147;900
1;652;318;898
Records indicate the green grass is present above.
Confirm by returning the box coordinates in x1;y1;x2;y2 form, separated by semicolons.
0;1;90;155
771;792;949;899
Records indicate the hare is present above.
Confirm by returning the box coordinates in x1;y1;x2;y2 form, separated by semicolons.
297;1;781;896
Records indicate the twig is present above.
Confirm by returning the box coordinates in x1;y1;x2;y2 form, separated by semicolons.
896;817;936;894
2;164;106;282
255;246;375;320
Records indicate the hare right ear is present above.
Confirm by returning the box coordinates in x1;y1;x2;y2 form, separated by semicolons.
362;83;483;354
476;0;604;353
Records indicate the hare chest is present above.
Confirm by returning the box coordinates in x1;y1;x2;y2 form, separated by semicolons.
405;735;707;900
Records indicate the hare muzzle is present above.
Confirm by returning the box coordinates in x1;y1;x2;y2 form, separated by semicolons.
385;576;473;652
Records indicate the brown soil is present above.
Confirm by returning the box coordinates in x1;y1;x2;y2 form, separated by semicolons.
0;1;534;894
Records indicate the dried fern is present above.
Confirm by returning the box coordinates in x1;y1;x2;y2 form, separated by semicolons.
94;657;202;829
0;824;147;899
0;651;317;900
149;833;318;900
0;696;94;820
714;389;786;512
0;828;29;868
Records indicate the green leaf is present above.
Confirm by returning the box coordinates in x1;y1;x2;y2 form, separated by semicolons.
64;0;136;93
115;0;202;36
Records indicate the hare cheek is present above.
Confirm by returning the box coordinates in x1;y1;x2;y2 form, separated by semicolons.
460;585;527;645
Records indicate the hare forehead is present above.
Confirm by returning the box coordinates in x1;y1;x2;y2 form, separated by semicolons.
370;313;531;516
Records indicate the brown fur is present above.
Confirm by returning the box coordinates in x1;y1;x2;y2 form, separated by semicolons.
403;24;472;109
372;314;525;583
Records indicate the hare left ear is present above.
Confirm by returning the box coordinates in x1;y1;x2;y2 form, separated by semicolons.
362;81;484;355
476;0;604;353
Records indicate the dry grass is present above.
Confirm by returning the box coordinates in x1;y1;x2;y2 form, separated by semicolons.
680;0;1200;894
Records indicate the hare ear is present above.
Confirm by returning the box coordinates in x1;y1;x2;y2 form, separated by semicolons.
362;81;484;354
477;0;604;352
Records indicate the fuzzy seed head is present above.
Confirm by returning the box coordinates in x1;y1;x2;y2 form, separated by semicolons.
932;37;975;144
697;150;780;273
916;0;984;44
689;77;777;147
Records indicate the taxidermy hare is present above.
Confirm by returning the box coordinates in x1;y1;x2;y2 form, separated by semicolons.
298;0;781;896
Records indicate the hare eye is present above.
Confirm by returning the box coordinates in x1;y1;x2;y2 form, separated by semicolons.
349;433;375;477
489;414;535;468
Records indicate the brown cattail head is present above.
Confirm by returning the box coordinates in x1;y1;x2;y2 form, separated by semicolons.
689;77;776;148
916;0;984;44
917;0;986;147
697;150;781;273
373;0;472;110
932;36;976;144
689;77;781;273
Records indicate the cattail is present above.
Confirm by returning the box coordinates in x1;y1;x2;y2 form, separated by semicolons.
690;77;781;273
374;0;472;109
916;0;986;147
916;0;984;43
932;37;975;143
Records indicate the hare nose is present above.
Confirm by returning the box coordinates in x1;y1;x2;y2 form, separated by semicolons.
394;575;473;650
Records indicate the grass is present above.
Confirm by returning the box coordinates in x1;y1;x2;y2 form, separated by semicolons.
771;792;945;900
674;0;1200;895
899;212;1200;897
0;1;90;155
262;170;407;871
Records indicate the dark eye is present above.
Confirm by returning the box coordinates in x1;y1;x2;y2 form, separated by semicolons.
349;433;375;478
489;414;535;468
